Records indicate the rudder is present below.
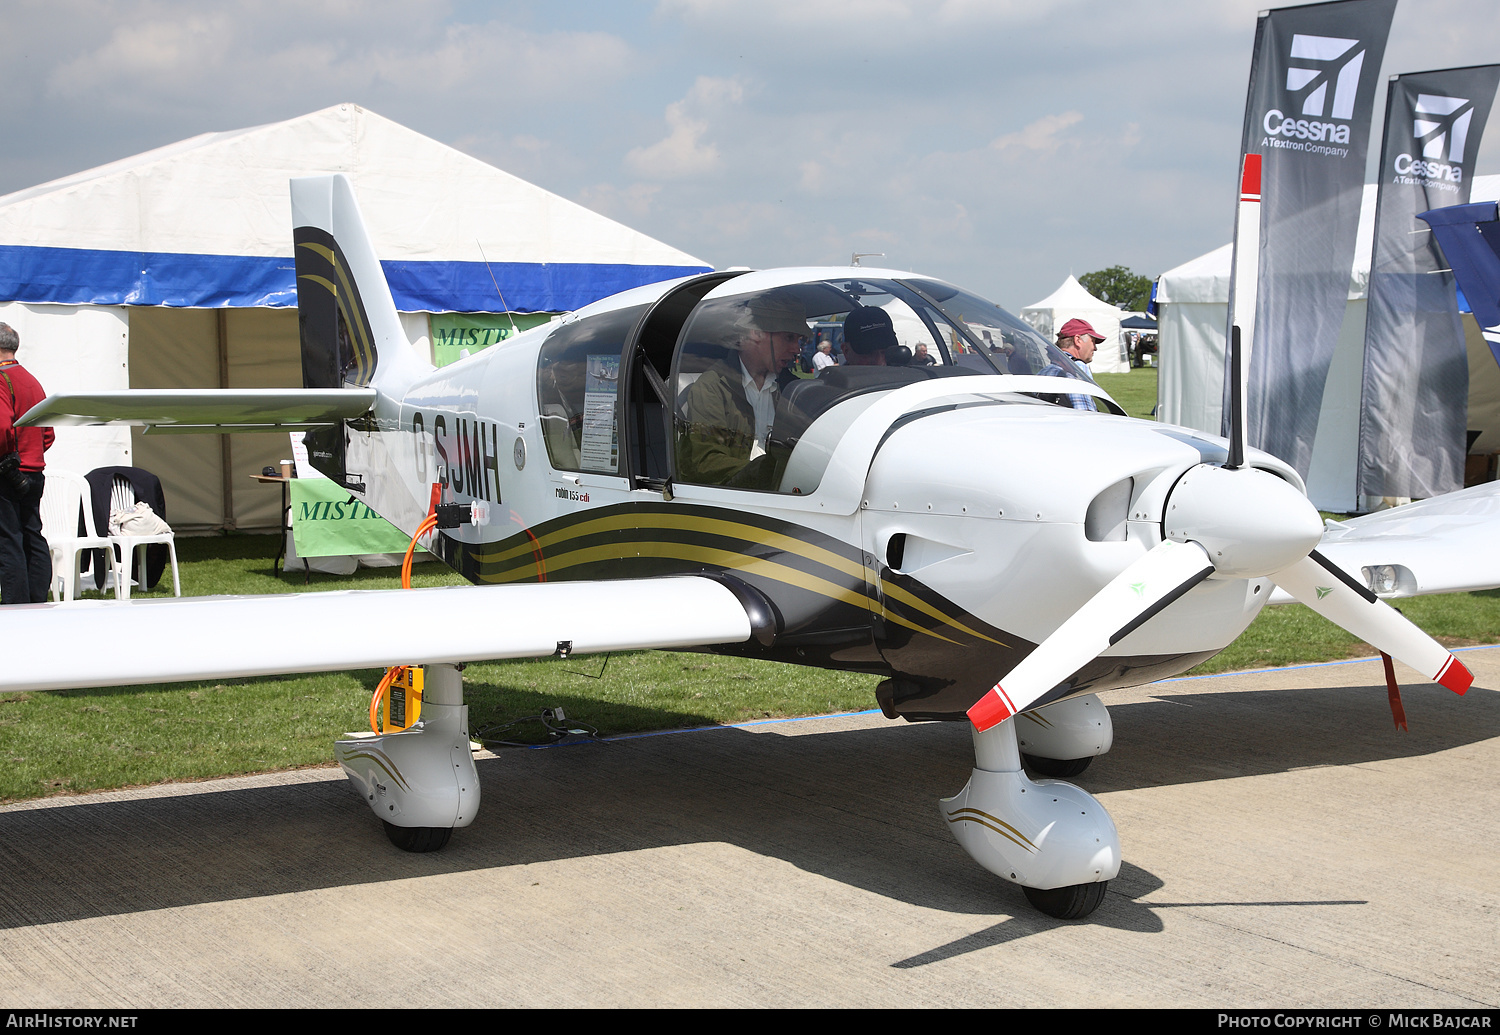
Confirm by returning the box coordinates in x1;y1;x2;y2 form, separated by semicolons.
291;174;416;391
291;175;425;489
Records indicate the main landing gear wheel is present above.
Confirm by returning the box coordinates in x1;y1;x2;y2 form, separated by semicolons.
1022;753;1093;778
383;821;453;853
1023;881;1109;920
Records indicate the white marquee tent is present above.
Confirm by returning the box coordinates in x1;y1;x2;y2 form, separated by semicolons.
1155;175;1500;512
0;104;711;530
1019;275;1131;374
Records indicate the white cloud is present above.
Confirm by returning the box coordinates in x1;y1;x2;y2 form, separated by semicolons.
48;12;235;94
989;111;1085;157
658;0;1067;27
798;160;827;192
576;181;664;221
625;76;745;180
45;4;632;109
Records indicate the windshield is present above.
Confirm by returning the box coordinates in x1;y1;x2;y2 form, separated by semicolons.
900;278;1071;375
671;277;1002;490
668;275;1109;493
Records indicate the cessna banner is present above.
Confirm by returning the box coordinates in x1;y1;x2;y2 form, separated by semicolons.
11;173;1497;921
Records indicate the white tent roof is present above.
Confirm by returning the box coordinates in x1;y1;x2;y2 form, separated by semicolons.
0;104;710;312
1023;274;1110;313
1018;274;1129;373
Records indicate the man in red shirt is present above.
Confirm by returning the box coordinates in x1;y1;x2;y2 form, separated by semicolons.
0;323;54;603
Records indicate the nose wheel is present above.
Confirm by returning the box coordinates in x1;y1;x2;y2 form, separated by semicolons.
382;821;453;853
1023;880;1110;920
942;714;1119;920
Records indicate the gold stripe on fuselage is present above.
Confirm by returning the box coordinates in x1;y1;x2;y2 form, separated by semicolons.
479;510;995;643
469;510;1001;646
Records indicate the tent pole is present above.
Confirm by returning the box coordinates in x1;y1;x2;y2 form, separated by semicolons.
217;308;235;531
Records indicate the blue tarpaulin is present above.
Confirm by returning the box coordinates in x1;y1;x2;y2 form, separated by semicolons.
0;244;709;312
1420;201;1500;348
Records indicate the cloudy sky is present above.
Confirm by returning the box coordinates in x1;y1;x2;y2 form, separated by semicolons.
3;0;1498;309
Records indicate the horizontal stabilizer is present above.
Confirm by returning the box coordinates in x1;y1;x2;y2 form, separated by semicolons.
16;388;376;431
0;577;757;693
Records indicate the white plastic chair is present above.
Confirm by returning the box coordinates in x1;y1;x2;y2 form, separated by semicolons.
39;470;114;601
107;474;181;600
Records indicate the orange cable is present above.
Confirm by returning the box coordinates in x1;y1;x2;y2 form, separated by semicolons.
370;515;441;732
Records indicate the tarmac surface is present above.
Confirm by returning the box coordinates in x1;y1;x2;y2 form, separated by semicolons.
1;647;1498;1008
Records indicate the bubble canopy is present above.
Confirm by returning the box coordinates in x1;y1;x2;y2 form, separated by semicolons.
534;268;1088;494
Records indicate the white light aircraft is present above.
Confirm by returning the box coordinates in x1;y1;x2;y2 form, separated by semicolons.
13;171;1500;920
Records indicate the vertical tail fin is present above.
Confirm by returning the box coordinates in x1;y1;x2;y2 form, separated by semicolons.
291;174;424;489
291;174;417;391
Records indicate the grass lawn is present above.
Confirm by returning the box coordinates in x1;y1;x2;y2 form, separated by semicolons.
0;536;884;801
1092;365;1156;420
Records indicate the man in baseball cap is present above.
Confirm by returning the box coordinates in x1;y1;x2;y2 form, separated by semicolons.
1040;317;1107;411
677;289;809;486
1057;318;1106;363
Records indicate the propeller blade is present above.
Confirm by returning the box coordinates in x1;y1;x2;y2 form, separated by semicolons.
969;539;1216;732
1271;551;1473;695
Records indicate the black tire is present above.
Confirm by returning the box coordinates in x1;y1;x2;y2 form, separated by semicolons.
1023;881;1109;920
383;821;453;853
1023;753;1093;778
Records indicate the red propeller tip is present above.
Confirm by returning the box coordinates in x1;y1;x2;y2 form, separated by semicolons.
1436;655;1473;696
968;689;1013;731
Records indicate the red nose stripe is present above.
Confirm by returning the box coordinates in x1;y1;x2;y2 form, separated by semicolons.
968;688;1014;731
1435;655;1473;696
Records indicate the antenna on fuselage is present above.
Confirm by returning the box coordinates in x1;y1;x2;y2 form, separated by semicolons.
1224;153;1261;470
477;240;522;340
850;252;884;267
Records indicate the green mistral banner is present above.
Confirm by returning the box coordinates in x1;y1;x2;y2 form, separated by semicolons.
431;312;555;367
290;478;414;557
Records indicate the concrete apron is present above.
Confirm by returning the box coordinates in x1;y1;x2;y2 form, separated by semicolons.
1;647;1497;1008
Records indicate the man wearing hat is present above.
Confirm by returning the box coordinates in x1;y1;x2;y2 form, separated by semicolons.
842;305;916;367
677;290;808;487
1041;317;1106;412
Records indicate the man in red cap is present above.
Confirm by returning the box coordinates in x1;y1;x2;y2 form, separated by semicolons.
1041;317;1107;411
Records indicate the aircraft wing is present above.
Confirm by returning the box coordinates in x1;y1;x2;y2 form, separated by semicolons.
16;388;376;431
0;577;763;693
1268;482;1500;602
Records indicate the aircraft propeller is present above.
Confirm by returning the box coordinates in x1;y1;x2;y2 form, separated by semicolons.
968;152;1472;734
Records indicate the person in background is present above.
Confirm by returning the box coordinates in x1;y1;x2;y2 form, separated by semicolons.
813;340;837;372
0;323;54;603
842;306;894;367
1040;317;1105;412
677;292;807;487
913;342;936;366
